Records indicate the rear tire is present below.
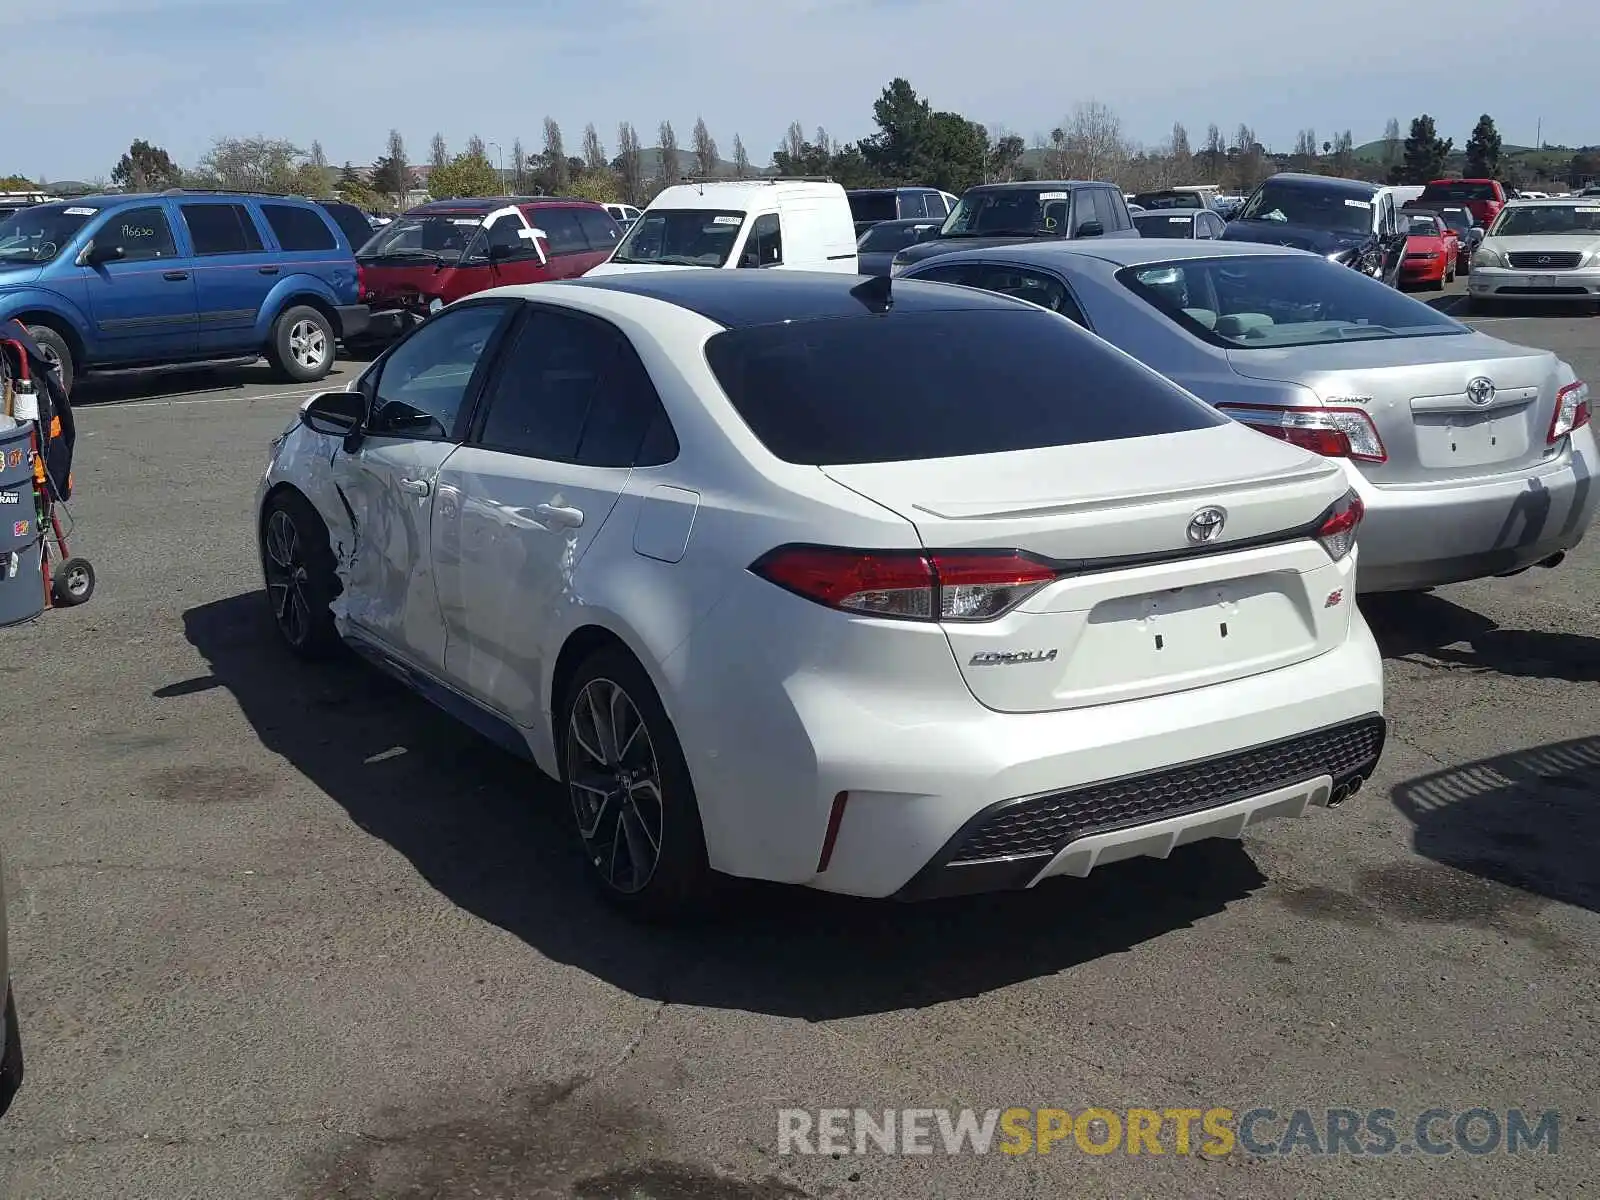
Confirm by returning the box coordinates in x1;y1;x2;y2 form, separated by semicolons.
24;325;73;395
559;646;715;922
259;489;342;659
267;305;336;383
0;984;23;1117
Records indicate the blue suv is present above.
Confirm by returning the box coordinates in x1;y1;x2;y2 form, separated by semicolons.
0;190;371;392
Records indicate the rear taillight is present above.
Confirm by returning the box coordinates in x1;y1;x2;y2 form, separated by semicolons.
749;546;1057;622
1549;380;1591;444
1314;489;1365;561
1218;403;1387;463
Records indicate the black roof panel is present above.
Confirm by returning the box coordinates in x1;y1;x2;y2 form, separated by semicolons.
560;269;1034;329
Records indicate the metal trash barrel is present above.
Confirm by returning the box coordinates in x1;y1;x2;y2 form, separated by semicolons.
0;420;43;628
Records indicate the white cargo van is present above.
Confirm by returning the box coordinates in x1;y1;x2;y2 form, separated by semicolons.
587;179;859;276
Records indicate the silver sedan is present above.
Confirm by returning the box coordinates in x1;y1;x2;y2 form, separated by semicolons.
902;240;1597;593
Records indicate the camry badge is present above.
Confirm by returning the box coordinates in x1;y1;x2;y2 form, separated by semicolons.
1466;377;1496;406
1187;506;1226;544
969;649;1058;667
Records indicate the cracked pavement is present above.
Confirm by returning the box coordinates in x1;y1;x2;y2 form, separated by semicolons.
1;289;1597;1198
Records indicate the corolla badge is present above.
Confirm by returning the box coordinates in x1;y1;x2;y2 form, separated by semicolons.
969;649;1058;667
1466;377;1496;406
1186;506;1227;544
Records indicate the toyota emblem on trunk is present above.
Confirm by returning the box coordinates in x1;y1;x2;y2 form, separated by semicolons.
1187;506;1226;544
1466;377;1496;406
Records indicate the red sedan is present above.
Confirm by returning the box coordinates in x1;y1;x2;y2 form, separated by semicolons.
1398;212;1460;290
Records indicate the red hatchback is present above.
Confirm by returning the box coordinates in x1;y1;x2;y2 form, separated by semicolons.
1417;178;1507;228
355;196;621;338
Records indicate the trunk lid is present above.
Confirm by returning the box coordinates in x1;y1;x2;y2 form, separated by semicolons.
1225;332;1564;485
821;424;1354;713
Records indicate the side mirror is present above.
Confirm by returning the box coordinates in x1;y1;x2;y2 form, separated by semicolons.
300;389;366;438
488;242;517;263
80;241;125;267
1075;220;1104;238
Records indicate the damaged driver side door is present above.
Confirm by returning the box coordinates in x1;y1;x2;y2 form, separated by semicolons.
333;300;514;674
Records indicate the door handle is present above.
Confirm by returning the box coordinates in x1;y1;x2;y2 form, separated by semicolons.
258;266;280;275
163;271;189;281
398;477;431;497
534;503;584;528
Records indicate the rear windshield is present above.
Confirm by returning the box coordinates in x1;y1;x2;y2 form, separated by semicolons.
848;193;899;223
1404;215;1441;236
1133;213;1196;238
857;221;939;252
703;309;1226;465
1117;254;1468;349
1421;181;1498;202
1132;192;1202;210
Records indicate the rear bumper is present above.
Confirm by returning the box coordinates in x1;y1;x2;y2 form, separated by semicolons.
1348;428;1599;592
894;715;1384;900
333;304;371;340
1467;266;1600;300
677;612;1386;900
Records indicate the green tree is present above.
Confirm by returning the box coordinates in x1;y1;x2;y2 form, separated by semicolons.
0;174;35;190
1394;114;1453;185
192;136;302;192
428;150;498;199
370;130;411;206
657;120;680;184
691;116;719;178
860;78;932;182
1464;114;1502;178
567;171;621;204
615;122;643;203
111;139;182;191
542;119;568;192
335;162;376;208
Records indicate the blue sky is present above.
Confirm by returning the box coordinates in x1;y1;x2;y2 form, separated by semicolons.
15;0;1598;183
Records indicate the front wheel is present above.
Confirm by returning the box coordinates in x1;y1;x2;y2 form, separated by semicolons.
260;490;342;658
267;306;336;383
25;325;73;395
560;646;714;921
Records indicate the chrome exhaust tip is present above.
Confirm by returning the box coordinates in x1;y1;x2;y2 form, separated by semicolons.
1327;775;1364;808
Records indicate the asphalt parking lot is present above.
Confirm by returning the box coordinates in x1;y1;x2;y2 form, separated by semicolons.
1;279;1596;1199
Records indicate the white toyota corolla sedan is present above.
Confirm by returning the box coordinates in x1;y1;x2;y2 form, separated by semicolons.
256;270;1386;918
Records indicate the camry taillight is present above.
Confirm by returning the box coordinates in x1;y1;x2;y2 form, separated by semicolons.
1218;403;1387;463
749;546;1057;622
1549;381;1591;444
1314;489;1365;561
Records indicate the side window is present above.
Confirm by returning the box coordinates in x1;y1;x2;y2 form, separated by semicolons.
261;204;337;252
1379;195;1395;236
1193;215;1211;239
741;213;783;267
1089;189;1118;233
910;263;983;288
98;205;177;262
533;209;588;256
575;207;622;252
473;308;674;466
970;265;1089;327
370;303;509;439
322;203;377;252
464;213;532;264
905;193;933;218
181;204;264;255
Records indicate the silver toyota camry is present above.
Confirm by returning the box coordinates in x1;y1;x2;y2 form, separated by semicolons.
903;240;1596;592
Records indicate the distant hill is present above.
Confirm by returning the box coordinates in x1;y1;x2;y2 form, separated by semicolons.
1351;139;1580;180
629;146;766;179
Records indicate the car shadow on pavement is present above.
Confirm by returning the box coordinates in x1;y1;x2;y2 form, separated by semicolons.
1392;735;1600;915
166;592;1271;1020
1360;591;1600;682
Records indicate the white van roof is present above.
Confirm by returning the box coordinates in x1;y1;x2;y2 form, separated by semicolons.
646;179;845;211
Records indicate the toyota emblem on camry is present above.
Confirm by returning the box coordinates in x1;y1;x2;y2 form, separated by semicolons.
1187;506;1226;544
1466;377;1496;406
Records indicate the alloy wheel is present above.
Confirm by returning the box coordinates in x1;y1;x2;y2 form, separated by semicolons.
289;319;330;372
263;508;312;646
565;678;665;894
